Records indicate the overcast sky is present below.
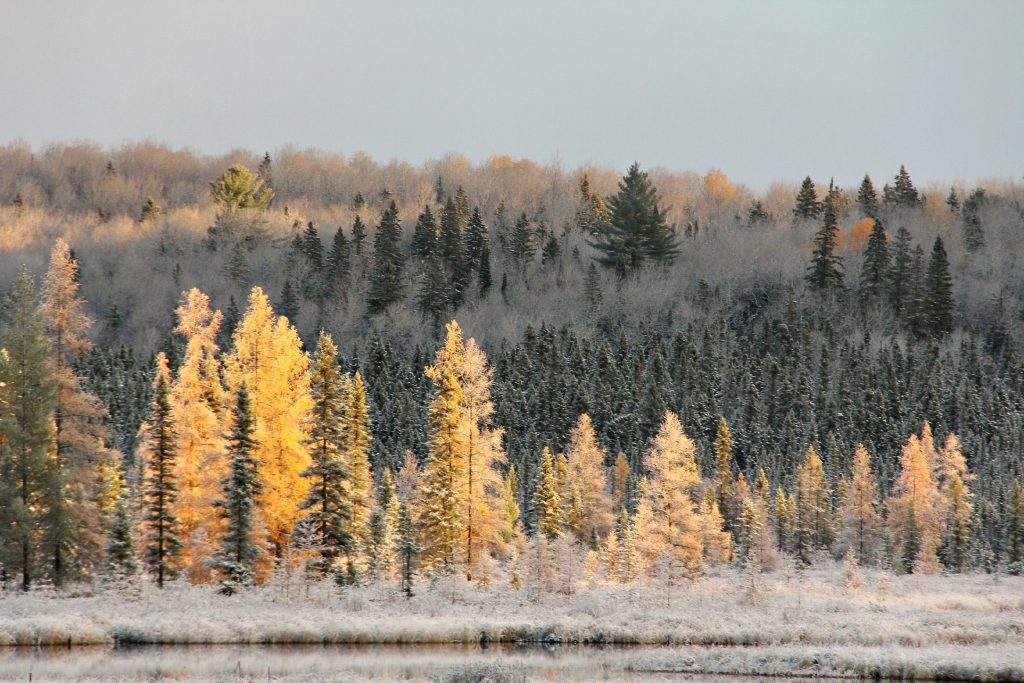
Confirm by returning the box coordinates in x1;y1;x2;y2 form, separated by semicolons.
2;1;1021;189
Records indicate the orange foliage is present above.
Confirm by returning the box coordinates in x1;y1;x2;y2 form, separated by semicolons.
703;168;736;204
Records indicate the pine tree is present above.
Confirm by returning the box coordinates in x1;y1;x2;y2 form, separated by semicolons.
477;243;492;296
891;165;919;208
564;414;614;542
858;218;890;309
416;255;450;330
277;280;299;322
211;384;263;590
210;165;274;212
508;212;536;269
856;174;879;219
940;471;971;572
324;226;351;299
223;286;313;556
0;269;56;591
747;200;772;227
795;444;833;563
298;332;354;575
41;238;114;586
541;230;561;266
351;215;367;256
396;502;419;597
923;236;954;336
534;447;563;540
439;197;467;303
105;492;138;581
887;226;914;320
140;358;182;588
805;199;845;296
793;177;822;221
463;207;489;264
367;201;405;313
411;205;438;259
839;444;881;563
589;163;679;274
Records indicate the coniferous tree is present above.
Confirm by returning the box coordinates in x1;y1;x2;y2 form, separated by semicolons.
438;197;466;291
961;188;986;252
713;417;735;530
590;163;679;274
141;359;182;588
477;243;492;296
858;218;890;309
211;384;263;591
534;447;563;540
139;197;161;223
411;205;438;259
106;492;138;582
277;280;299;322
367;202;405;313
396;502;418;596
887;226;914;321
508;212;536;270
793;176;822;221
856;174;879;219
946;187;960;214
805;198;845;296
298;332;353;575
417;255;450;330
747;200;772;227
463;207;488;264
923;236;954;337
0;269;56;591
351;215;367;256
839;444;881;563
888;426;942;573
890;165;919;208
341;371;375;557
324;226;351;299
795;444;833;563
565;414;614;542
541;230;561;266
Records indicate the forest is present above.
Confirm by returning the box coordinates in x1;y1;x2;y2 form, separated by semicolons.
0;141;1023;597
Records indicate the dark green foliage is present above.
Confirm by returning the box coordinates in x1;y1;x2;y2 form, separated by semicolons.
923;236;954;337
887;165;920;208
463;207;489;264
805;198;844;296
0;270;56;591
142;375;182;588
411;205;438;259
793;176;822;221
747;200;772;227
438;198;469;307
277;280;299;322
961;188;986;252
351;215;367;256
858;218;890;308
396;502;418;597
590;163;679;274
856;174;879;219
417;256;450;330
324;226;351;299
257;152;273;194
541;230;561;266
477;243;492;296
139;197;161;224
887;227;914;321
299;334;355;575
367;202;405;314
106;493;138;580
508;212;536;269
946;187;960;214
212;384;263;590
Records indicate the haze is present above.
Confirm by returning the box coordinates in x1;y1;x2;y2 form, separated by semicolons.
2;0;1021;189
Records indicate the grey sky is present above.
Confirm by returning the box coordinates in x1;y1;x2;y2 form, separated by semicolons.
2;0;1021;189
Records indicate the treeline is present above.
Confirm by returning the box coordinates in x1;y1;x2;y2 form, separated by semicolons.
1;242;1023;595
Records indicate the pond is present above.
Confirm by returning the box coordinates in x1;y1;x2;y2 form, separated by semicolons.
0;643;839;682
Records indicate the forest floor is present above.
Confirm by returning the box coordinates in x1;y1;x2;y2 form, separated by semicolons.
1;565;1022;681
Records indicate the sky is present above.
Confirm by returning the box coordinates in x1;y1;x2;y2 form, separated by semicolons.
2;0;1021;190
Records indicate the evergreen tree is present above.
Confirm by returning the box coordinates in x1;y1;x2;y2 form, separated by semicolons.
858;218;890;308
747;200;772;227
139;197;161;224
396;502;418;596
961;188;986;252
713;417;735;529
541;230;561;266
805;199;845;296
856;174;879;219
946;187;960;214
793;176;822;221
277;280;299;322
211;384;263;591
324;226;351;299
477;243;492;296
463;207;489;264
411;205;438;259
534;447;563;540
509;212;536;269
341;371;374;555
367;202;405;313
105;492;138;581
589;163;679;274
890;165;919;208
439;197;465;275
351;215;367;256
298;332;354;575
140;359;182;588
940;471;971;572
923;236;954;337
210;165;274;212
887;226;914;320
0;269;56;591
417;255;450;330
257;152;273;195
454;185;470;229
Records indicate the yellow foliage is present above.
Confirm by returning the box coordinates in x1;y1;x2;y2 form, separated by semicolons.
847;218;875;250
703;168;737;204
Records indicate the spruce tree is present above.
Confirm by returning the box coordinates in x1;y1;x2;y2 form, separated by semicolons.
589;163;679;274
396;502;418;596
417;255;450;331
923;236;954;337
463;207;489;264
509;212;536;269
541;230;561;266
298;332;354;575
961;188;986;252
211;384;263;591
277;280;299;322
106;492;138;582
324;226;351;299
858;218;890;309
141;365;182;588
946;187;960;214
805;197;845;296
747;200;772;227
891;165;919;208
887;226;914;319
367;201;405;313
351;215;367;256
439;197;464;272
454;186;470;229
0;269;56;591
856;174;879;219
477;243;492;296
411;205;438;259
793;176;822;221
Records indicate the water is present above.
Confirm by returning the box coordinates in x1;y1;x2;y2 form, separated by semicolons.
0;643;832;682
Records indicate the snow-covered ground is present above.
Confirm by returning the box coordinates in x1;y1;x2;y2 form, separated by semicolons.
1;566;1023;680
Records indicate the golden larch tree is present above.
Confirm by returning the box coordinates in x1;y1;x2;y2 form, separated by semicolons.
838;443;881;563
564;413;614;543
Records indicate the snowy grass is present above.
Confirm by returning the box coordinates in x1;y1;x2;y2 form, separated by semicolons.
1;566;1023;680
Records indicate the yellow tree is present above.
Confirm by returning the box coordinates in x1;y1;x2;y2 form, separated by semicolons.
564;414;614;544
40;238;118;586
223;286;312;556
838;444;881;564
888;426;943;573
635;411;703;579
169;288;228;580
713;417;735;529
341;371;374;552
795;444;833;563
